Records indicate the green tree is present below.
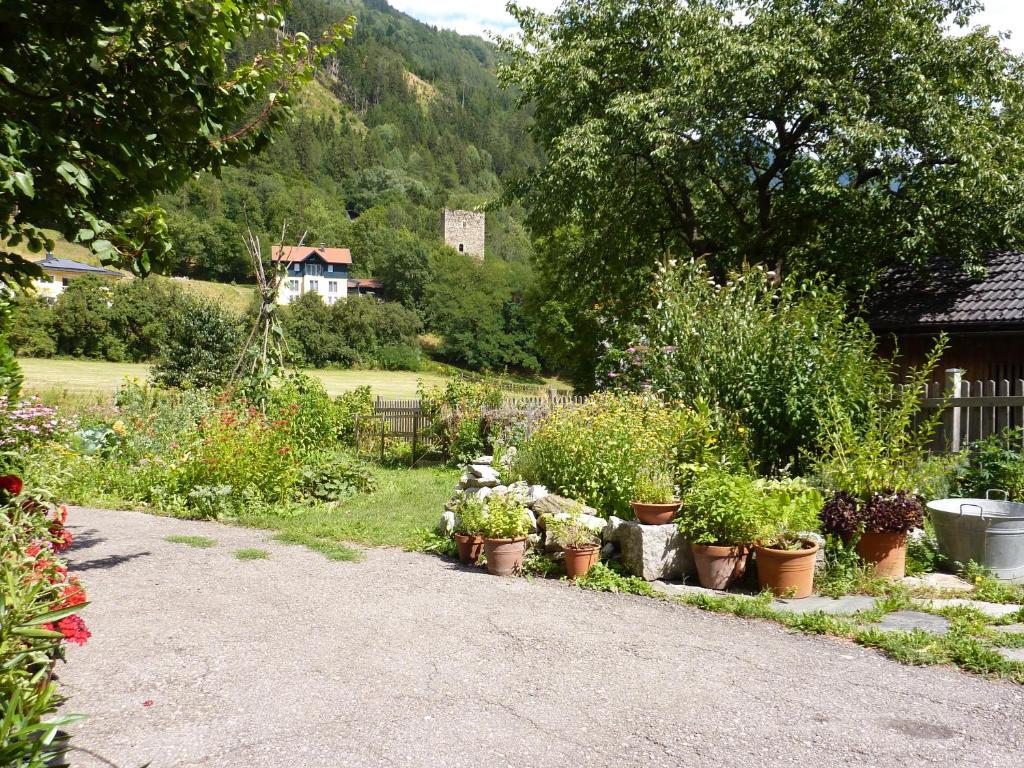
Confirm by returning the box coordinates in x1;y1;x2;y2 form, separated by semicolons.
51;276;124;360
152;295;243;389
0;0;352;286
501;0;1024;385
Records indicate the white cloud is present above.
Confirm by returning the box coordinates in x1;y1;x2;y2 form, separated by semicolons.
968;0;1024;51
389;1;557;39
391;0;1024;50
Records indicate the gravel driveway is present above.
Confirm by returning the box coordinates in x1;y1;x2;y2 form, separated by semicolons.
61;506;1024;768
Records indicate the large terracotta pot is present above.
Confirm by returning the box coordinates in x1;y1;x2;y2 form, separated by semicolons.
629;500;682;525
691;543;749;590
856;531;908;580
754;541;819;598
563;545;600;579
483;537;527;576
454;533;483;565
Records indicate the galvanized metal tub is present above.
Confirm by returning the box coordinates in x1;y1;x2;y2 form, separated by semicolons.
927;494;1024;582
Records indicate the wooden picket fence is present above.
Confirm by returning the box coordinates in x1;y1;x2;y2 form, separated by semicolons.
919;369;1024;453
362;370;1024;459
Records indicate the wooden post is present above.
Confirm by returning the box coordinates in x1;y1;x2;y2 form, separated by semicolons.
380;414;386;462
943;368;964;453
412;414;419;468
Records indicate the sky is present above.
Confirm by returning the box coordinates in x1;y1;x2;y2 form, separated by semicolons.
389;0;1024;50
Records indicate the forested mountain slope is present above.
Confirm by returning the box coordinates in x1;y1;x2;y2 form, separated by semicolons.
161;0;541;282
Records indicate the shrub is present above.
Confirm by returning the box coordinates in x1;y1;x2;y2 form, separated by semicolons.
375;344;421;371
514;392;718;517
752;477;823;549
335;386;374;444
813;339;946;498
266;374;338;456
0;396;76;464
597;261;883;472
419;377;503;463
955;429;1024;500
152;294;242;389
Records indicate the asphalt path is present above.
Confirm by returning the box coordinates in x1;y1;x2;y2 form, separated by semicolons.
60;506;1024;768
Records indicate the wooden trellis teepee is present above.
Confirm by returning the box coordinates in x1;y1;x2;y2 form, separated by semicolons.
232;221;307;386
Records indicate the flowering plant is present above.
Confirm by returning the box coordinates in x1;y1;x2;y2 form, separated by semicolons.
1;478;89;767
0;396;76;454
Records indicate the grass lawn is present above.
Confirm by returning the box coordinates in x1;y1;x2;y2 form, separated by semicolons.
241;466;457;553
18;357;451;400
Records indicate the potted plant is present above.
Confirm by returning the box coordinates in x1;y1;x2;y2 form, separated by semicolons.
678;468;759;589
820;489;924;580
546;505;602;578
629;468;681;525
751;478;823;598
481;494;532;576
452;496;487;565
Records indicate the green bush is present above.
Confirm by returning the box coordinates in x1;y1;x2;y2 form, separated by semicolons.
419;377;502;463
955;429;1024;501
514;392;718;517
335;385;374;444
266;373;338;456
151;294;242;389
297;453;377;502
597;261;885;473
375;344;421;371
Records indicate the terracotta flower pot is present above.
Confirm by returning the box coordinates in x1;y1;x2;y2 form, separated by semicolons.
483;537;527;576
563;544;600;579
754;541;819;599
629;500;682;525
454;533;483;565
856;531;908;580
691;543;749;590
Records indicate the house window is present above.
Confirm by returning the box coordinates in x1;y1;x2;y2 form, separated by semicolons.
458;244;464;252
288;279;299;291
61;277;69;287
309;280;318;292
328;281;337;293
328;264;334;272
307;263;323;276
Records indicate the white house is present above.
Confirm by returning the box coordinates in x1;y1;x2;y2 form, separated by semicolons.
274;244;353;305
30;254;124;301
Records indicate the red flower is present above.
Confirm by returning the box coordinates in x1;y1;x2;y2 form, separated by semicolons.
61;577;87;608
26;542;43;558
53;529;73;553
55;614;91;645
0;475;23;496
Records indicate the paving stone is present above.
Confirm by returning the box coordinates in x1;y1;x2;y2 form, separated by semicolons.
915;598;1022;619
771;595;878;615
877;610;950;635
996;647;1024;663
650;581;748;599
902;572;975;592
994;623;1024;634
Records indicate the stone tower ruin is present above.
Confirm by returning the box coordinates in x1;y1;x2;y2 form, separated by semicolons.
443;208;485;261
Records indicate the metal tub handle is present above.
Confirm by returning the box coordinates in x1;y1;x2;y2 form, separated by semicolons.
960;503;984;519
986;489;1009;501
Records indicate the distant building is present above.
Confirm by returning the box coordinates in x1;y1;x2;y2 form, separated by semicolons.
347;278;382;297
274;243;353;305
31;254;123;301
443;208;485;260
869;250;1024;381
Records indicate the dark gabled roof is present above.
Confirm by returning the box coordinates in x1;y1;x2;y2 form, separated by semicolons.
869;251;1024;331
37;254;122;278
347;278;382;290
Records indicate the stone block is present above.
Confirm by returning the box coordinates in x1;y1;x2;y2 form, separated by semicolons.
618;521;695;581
437;510;456;536
532;494;597;521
